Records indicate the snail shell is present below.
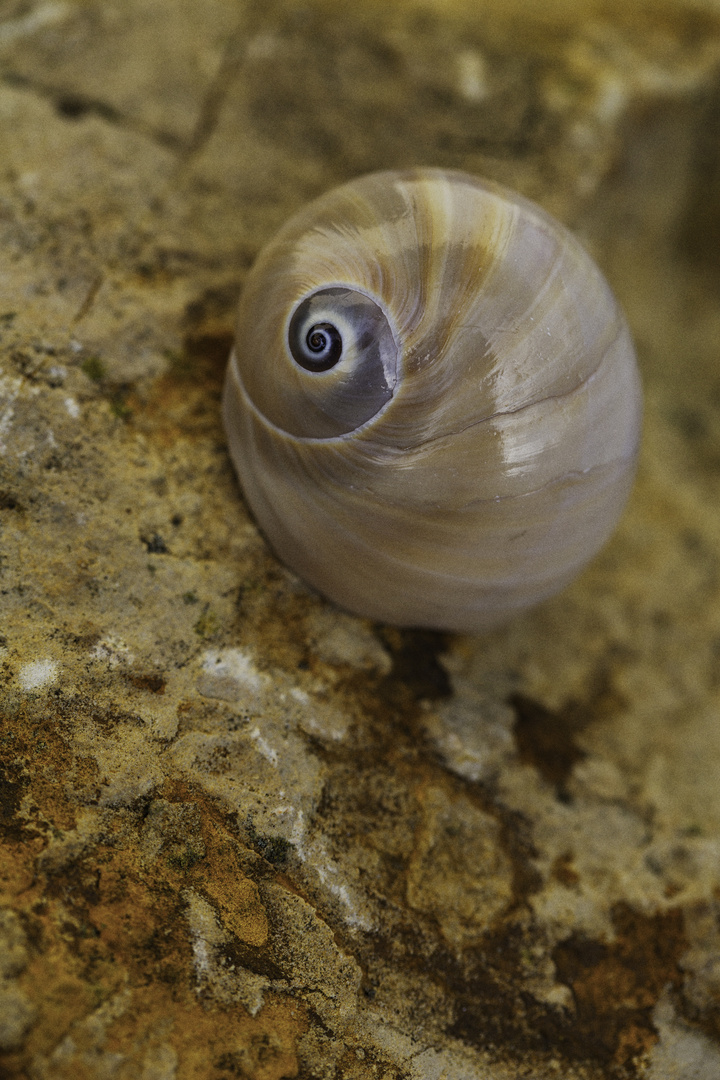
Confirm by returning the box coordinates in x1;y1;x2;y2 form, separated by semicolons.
223;169;642;633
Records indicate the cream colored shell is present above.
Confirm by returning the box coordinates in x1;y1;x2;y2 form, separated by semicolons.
223;169;642;633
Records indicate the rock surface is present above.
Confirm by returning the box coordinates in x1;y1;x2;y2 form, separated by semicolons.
2;1;720;1077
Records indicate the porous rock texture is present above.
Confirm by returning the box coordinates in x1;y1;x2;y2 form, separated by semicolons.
2;1;720;1078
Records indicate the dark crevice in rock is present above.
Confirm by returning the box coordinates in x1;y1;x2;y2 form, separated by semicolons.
509;673;624;799
441;904;688;1078
0;762;27;843
180;30;248;164
550;904;688;1076
679;73;720;273
510;693;588;797
377;628;453;704
0;490;23;511
0;71;185;153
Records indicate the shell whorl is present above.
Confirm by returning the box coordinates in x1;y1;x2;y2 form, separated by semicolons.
223;169;642;633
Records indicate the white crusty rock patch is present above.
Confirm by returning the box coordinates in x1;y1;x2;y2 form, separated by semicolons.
18;658;58;692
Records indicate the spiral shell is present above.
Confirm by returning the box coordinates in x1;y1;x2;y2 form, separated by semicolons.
223;169;642;633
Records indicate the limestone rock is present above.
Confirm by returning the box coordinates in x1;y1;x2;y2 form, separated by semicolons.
2;0;720;1077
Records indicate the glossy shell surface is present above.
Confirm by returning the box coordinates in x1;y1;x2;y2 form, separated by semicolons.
223;169;642;633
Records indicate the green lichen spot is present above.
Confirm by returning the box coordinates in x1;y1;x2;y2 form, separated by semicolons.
81;355;106;381
110;393;132;419
194;607;219;638
247;821;293;866
167;846;205;872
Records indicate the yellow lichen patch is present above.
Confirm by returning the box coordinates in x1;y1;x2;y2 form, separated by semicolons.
13;943;123;1067
0;843;36;901
84;796;272;969
4;793;302;1076
168;807;271;948
95;989;307;1080
406;782;514;950
17;979;306;1080
204;872;269;949
86;855;172;957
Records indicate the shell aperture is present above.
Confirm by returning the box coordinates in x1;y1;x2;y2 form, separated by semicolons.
284;287;398;430
223;169;643;633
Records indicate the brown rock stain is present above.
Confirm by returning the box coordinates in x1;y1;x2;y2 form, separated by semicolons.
405;780;514;949
1;781;301;1076
552;903;688;1073
127;324;233;448
510;677;624;798
123;671;167;694
551;853;581;887
200;835;270;949
105;989;306;1080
